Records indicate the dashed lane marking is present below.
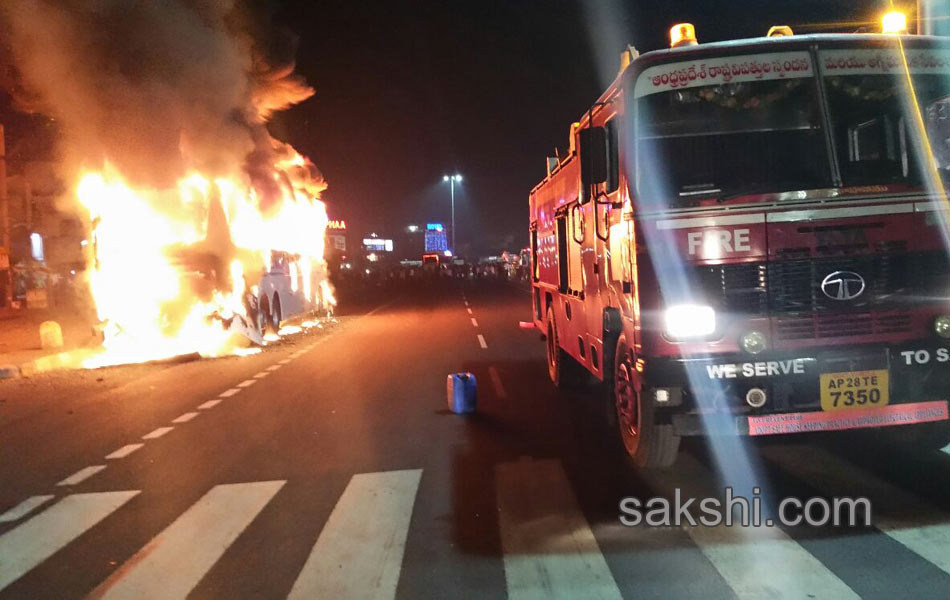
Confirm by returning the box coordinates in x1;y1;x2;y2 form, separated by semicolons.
471;318;479;328
278;358;292;365
105;444;144;460
57;465;107;487
466;307;473;314
253;371;270;379
287;470;422;600
0;491;139;592
496;459;622;600
219;388;241;398
237;379;257;388
197;399;222;410
0;496;55;524
142;427;174;440
172;412;199;424
265;364;282;372
90;482;284;600
477;334;488;349
488;366;507;399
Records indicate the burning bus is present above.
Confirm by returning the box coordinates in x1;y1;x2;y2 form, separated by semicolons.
529;17;950;468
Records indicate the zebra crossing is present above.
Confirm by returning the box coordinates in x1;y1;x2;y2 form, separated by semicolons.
1;450;950;599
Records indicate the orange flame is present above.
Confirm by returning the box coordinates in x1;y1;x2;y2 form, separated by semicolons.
78;148;333;368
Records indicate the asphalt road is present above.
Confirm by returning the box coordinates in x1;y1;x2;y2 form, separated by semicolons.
1;279;950;599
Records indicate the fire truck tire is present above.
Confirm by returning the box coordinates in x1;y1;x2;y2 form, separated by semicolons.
545;313;585;389
611;335;680;470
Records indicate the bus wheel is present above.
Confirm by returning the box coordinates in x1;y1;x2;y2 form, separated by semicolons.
257;295;270;337
613;335;679;469
270;295;282;334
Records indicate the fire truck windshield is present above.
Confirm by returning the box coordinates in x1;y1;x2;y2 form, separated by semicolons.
825;72;950;186
637;78;831;203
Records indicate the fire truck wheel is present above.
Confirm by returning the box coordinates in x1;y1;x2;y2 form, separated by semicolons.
545;313;585;388
612;335;680;470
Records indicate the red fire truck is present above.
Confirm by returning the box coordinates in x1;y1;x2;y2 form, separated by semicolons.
530;20;950;468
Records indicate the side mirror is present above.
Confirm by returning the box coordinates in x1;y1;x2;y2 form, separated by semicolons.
579;127;608;188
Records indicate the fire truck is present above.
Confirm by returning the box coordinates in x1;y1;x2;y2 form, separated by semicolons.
530;17;950;468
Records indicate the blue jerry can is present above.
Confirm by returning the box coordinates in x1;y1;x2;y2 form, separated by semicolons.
447;372;477;414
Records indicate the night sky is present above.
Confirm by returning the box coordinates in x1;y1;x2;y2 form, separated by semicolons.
270;0;894;254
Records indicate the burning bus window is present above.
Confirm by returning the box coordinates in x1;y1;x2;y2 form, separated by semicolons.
637;78;831;203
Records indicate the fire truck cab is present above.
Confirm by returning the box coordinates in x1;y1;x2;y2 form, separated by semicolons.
530;24;950;468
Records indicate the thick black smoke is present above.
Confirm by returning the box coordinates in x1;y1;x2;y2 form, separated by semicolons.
0;0;320;200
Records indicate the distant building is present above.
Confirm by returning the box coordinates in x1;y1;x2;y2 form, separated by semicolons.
424;223;447;253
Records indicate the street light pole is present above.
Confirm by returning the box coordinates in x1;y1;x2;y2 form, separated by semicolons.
442;174;462;253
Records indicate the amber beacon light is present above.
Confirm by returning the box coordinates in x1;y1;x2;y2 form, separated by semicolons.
881;11;908;34
670;23;698;48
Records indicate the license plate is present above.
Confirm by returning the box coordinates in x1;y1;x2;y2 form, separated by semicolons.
820;369;889;411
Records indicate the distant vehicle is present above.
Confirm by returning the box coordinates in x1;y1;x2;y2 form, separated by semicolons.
530;23;950;469
422;253;442;277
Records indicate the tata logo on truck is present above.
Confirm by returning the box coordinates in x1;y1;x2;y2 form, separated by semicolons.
687;228;752;256
820;271;866;301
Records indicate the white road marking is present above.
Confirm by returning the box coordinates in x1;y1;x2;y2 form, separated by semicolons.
105;444;144;460
57;465;106;487
0;491;138;592
253;371;270;379
197;399;222;410
496;459;622;600
142;426;174;440
643;453;858;600
488;366;507;399
688;521;859;599
471;318;479;328
172;412;199;424
764;444;950;577
288;469;422;600
219;388;241;398
265;364;282;372
466;307;473;314
0;496;55;524
90;481;284;600
942;444;949;456
237;379;257;388
477;334;488;349
278;358;293;365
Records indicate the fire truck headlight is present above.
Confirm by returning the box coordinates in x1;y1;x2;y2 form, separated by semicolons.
935;315;950;339
664;304;716;340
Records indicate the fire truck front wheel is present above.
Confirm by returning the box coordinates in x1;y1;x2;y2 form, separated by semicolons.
545;313;586;388
612;335;680;470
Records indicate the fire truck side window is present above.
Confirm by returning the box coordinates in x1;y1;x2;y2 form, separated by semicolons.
605;119;620;194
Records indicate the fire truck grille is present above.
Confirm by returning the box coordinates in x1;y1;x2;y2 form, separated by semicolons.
696;250;948;340
775;311;912;340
